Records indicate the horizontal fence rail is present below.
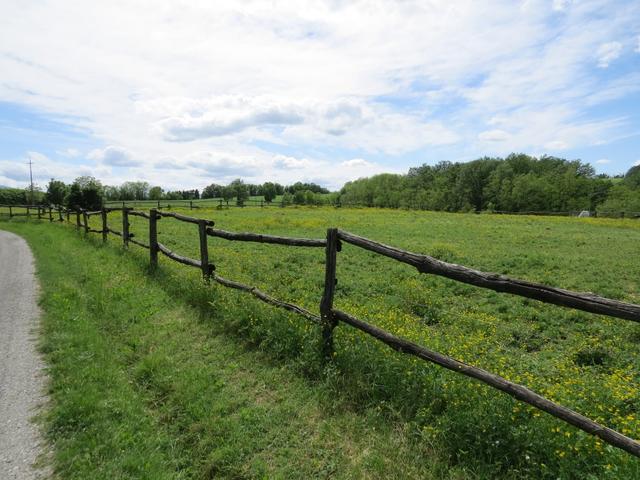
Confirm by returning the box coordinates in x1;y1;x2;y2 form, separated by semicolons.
206;227;326;247
158;211;215;226
3;203;640;459
214;274;321;324
337;230;640;323
157;242;203;269
331;308;640;457
128;210;152;220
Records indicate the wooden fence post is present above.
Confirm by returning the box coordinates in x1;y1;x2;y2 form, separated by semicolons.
149;208;158;269
320;228;339;359
82;210;89;234
48;207;53;222
198;219;211;281
27;206;30;218
37;207;41;220
122;208;130;248
101;208;108;242
190;200;193;210
8;206;12;218
76;210;81;229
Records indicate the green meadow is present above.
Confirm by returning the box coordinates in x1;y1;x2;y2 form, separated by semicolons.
2;207;639;479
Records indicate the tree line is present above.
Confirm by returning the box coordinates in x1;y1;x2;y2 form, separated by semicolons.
0;177;332;210
2;153;638;214
339;154;640;215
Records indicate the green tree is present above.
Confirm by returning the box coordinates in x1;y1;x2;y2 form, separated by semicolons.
597;184;640;216
65;182;83;208
202;183;223;199
0;187;28;205
229;179;249;206
65;176;103;210
103;185;120;200
45;179;67;205
285;182;329;194
221;185;234;206
149;186;164;200
623;165;640;189
262;182;277;202
119;181;150;200
281;192;293;206
165;190;183;200
293;190;305;204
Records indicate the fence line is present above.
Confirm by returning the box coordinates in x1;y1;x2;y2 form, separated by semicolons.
2;203;640;458
206;227;327;247
331;308;640;457
336;230;640;322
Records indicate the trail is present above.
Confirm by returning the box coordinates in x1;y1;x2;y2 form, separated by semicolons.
0;230;50;479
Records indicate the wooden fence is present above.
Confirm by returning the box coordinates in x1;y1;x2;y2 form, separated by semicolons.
2;203;640;458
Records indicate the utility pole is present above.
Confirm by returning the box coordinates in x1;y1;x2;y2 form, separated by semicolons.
27;155;34;204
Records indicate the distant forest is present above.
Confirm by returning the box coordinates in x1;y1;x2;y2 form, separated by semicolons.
339;154;640;214
1;153;639;214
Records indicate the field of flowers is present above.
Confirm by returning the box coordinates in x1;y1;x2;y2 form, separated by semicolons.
91;206;639;478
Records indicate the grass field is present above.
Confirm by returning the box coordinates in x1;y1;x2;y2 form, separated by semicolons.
2;207;640;478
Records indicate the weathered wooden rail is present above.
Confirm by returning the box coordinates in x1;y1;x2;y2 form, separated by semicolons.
336;230;640;322
206;227;326;247
2;203;640;458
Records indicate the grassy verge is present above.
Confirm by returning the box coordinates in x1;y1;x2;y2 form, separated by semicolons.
1;220;465;479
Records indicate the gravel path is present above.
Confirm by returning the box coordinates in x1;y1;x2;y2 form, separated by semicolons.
0;230;50;479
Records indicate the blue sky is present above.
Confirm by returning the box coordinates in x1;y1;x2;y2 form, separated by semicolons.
1;0;639;190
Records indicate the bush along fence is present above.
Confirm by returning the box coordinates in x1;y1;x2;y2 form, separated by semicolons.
3;203;640;458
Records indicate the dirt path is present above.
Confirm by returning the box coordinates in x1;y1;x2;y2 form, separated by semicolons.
0;230;50;479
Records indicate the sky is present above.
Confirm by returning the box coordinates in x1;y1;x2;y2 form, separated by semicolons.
1;0;639;191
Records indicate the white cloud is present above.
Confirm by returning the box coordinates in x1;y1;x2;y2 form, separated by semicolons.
0;1;638;186
273;155;313;170
636;36;640;53
545;140;569;150
552;0;572;12
0;151;111;188
470;105;626;155
57;148;80;158
88;146;139;167
596;41;623;68
182;151;263;178
155;99;305;141
145;95;454;154
635;159;640;166
478;129;510;142
340;158;371;168
595;158;611;164
148;96;366;142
